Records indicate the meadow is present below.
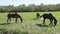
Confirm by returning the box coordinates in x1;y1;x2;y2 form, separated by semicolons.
0;12;60;34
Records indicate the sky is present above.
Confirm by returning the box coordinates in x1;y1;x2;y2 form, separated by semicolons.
0;0;60;6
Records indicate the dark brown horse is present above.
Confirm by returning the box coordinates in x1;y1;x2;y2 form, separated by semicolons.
7;13;23;23
40;13;57;26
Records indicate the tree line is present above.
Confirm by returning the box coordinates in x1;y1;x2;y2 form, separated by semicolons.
0;3;60;12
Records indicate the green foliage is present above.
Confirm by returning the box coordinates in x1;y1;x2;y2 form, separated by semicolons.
0;4;60;12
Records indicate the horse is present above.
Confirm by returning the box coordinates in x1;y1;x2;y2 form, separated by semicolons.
40;13;57;26
7;13;23;23
36;13;40;19
33;13;40;20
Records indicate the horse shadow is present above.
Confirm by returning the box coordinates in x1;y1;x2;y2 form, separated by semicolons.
0;23;11;25
36;23;48;27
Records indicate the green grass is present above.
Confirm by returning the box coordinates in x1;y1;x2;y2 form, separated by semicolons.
0;12;60;34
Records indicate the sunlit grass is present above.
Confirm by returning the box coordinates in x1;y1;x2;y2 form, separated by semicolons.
0;12;60;34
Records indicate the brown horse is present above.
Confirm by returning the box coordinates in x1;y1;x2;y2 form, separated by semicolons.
7;13;23;23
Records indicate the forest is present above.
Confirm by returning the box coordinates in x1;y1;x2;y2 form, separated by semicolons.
0;3;60;12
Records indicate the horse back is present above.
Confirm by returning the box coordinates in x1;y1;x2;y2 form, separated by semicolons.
42;14;53;19
7;14;19;18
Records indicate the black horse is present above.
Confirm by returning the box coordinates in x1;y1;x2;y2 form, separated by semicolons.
7;13;23;23
40;13;57;26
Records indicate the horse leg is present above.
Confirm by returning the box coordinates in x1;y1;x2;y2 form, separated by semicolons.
43;18;45;25
10;18;11;23
7;18;9;23
7;18;11;23
49;19;53;25
15;18;17;23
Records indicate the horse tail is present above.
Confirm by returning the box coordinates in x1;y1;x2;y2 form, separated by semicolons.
53;17;57;26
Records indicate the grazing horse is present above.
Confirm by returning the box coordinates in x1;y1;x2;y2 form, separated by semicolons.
36;13;40;19
7;13;23;23
40;13;57;26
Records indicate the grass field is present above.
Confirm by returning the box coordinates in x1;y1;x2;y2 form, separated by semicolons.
0;12;60;34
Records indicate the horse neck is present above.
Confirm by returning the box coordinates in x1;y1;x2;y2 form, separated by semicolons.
53;17;57;21
18;15;22;19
